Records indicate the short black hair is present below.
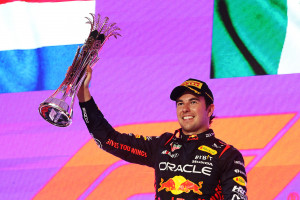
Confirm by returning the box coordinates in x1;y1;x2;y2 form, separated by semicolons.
203;95;215;125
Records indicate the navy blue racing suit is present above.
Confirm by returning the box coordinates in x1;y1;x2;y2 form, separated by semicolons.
79;97;248;200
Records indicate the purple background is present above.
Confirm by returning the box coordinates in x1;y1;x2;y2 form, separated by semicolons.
0;0;299;199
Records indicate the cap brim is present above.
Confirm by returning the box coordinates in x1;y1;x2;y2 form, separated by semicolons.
170;86;190;101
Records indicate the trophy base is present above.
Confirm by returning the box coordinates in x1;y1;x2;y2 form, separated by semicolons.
39;97;72;127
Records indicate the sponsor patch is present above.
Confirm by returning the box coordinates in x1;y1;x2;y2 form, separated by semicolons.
198;145;217;155
195;155;213;161
233;176;247;186
212;143;223;148
158;175;203;195
133;134;152;141
232;194;241;200
82;107;89;123
159;162;212;176
232;193;247;200
232;185;246;195
94;138;103;149
234;169;247;177
191;160;213;166
161;150;179;158
188;135;199;141
181;80;203;89
170;142;182;152
206;132;214;138
193;155;213;166
234;160;245;167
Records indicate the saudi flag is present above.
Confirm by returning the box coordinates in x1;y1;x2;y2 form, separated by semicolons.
0;0;95;93
211;0;300;78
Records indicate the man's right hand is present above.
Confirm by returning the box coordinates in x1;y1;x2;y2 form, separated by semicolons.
77;66;92;102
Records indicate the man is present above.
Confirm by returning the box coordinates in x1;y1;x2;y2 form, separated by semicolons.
78;67;248;200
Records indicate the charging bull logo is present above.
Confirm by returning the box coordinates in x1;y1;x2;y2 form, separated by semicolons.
158;176;203;195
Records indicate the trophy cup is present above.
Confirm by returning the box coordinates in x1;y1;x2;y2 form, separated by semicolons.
38;13;120;127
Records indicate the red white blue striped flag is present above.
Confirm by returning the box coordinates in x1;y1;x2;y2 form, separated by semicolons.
0;0;95;93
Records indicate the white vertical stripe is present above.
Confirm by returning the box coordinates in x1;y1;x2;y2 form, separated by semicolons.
0;1;95;51
278;0;300;74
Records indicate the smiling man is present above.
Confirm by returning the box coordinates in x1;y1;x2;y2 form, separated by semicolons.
176;93;212;135
78;69;248;200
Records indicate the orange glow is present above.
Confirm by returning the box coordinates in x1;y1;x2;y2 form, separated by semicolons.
33;113;299;199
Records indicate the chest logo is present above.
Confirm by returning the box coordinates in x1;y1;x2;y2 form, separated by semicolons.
187;135;199;141
198;145;217;155
159;162;212;176
170;142;182;152
158;175;203;195
161;150;179;158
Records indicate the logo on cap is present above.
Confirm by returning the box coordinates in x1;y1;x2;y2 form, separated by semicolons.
181;80;203;90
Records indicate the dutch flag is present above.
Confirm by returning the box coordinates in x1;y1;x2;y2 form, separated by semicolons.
0;0;95;93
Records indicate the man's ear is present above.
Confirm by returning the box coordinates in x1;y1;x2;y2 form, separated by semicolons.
207;104;215;117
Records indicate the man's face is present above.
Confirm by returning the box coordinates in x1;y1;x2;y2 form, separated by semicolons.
176;92;214;135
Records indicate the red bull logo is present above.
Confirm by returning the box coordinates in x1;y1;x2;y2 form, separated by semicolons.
187;135;199;141
158;176;203;195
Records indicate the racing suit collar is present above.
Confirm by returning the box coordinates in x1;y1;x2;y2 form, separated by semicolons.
164;129;215;146
179;129;215;141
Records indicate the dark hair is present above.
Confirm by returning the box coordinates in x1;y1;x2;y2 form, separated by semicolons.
203;95;215;125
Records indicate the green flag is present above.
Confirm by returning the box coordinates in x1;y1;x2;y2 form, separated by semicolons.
211;0;300;78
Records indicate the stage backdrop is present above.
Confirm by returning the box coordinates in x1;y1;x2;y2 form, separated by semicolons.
0;0;299;199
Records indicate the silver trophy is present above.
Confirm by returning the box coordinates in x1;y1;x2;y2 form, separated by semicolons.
38;13;120;127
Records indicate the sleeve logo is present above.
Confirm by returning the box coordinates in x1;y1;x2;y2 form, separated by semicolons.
233;176;247;186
